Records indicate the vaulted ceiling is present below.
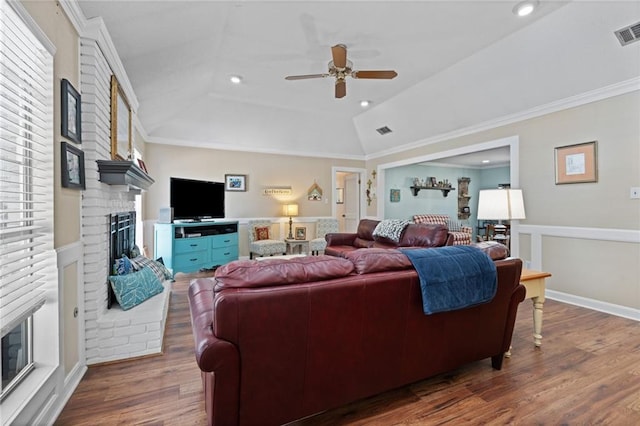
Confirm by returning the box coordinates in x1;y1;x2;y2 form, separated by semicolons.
76;1;640;160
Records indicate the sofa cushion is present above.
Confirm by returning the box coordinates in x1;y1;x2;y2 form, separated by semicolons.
343;248;412;274
399;223;449;247
472;241;510;260
372;219;411;244
214;255;354;289
353;237;375;248
356;219;380;241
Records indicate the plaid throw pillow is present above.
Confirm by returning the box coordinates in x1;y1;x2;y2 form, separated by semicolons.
130;255;173;282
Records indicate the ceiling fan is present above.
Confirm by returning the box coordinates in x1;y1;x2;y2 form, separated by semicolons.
285;44;397;99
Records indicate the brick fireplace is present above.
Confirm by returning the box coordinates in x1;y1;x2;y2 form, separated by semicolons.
80;39;169;364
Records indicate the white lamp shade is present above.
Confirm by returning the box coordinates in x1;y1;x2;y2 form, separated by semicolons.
283;204;299;217
476;189;526;220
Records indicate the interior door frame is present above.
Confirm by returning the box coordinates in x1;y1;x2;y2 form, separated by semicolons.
332;166;366;224
375;135;520;256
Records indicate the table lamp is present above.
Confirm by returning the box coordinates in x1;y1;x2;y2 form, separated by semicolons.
283;203;299;240
476;189;526;243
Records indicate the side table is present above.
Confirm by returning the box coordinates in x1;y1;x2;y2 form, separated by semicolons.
285;239;309;255
506;267;552;357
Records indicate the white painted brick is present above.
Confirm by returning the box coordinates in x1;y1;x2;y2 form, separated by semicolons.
113;342;146;356
101;336;129;348
147;322;161;332
146;339;162;350
114;324;147;337
98;329;114;340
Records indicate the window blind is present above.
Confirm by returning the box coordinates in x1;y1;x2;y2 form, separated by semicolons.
0;0;55;337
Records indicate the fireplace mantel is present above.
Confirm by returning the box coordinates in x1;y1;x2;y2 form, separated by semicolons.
96;160;155;191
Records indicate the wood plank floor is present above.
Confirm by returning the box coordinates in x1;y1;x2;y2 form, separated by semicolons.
55;272;640;425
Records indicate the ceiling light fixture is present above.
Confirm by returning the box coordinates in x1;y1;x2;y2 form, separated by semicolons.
230;75;242;84
482;160;491;164
513;0;538;17
360;100;370;108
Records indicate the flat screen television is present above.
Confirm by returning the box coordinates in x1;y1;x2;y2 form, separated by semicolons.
170;177;225;221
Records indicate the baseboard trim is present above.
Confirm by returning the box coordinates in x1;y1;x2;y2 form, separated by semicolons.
547;290;640;322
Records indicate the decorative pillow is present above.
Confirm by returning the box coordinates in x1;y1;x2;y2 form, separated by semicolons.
130;255;173;281
114;254;133;275
130;244;142;258
108;266;164;310
254;226;270;241
372;219;411;243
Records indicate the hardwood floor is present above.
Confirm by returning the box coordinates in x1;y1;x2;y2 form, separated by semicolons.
55;272;640;425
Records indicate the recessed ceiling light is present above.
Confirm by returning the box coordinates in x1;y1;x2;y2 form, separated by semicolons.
482;160;491;164
360;100;371;108
230;75;242;84
513;0;538;17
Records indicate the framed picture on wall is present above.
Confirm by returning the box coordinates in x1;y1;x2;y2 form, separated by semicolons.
110;75;132;160
61;141;85;190
61;79;81;144
225;174;247;191
555;141;597;184
390;189;400;202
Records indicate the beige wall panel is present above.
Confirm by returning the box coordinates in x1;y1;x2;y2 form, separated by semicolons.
542;236;640;309
143;144;363;221
518;233;532;263
23;0;82;247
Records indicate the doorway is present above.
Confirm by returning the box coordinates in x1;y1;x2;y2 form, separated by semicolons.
332;167;365;232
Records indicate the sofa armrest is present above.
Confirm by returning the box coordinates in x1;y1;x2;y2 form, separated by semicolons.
325;232;357;246
188;279;240;372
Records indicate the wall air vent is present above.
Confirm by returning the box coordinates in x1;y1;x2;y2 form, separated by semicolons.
615;22;640;46
376;126;393;135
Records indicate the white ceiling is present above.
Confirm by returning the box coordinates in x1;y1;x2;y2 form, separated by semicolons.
75;1;640;160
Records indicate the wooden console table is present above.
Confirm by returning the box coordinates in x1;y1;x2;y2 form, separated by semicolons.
506;268;551;357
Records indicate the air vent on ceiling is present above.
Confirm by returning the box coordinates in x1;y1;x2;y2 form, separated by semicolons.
376;126;393;135
614;22;640;46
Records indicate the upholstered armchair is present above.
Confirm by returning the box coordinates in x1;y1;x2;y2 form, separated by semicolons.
412;214;473;245
309;218;340;255
247;220;286;259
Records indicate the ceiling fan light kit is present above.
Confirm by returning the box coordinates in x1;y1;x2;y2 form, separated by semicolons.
285;44;397;99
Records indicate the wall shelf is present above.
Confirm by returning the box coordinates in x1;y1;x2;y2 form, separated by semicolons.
457;177;471;219
96;160;154;191
410;186;455;197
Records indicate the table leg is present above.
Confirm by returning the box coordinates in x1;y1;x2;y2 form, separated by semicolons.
532;294;545;347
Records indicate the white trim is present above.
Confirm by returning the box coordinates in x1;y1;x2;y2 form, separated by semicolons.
518;224;640;244
375;135;521;256
366;78;640;161
331;167;366;220
547;290;640;322
33;363;87;426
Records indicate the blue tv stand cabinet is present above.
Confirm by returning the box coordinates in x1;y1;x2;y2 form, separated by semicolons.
154;221;239;274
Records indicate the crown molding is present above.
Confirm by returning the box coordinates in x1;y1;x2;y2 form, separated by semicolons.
366;77;640;161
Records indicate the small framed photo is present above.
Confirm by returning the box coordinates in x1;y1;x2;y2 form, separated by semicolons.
390;189;400;202
225;174;247;191
61;141;85;190
555;141;597;184
61;79;81;144
295;227;306;240
336;188;344;204
137;159;148;173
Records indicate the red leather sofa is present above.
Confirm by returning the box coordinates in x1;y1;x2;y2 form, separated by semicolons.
324;218;452;257
188;248;524;426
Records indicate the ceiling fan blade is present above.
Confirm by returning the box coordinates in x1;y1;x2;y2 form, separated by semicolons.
335;80;346;98
352;70;398;79
285;73;329;80
331;44;347;69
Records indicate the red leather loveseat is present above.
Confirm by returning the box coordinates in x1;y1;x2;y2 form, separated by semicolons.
188;248;524;426
324;218;452;257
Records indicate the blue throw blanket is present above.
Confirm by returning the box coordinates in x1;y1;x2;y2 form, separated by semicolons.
400;246;497;315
